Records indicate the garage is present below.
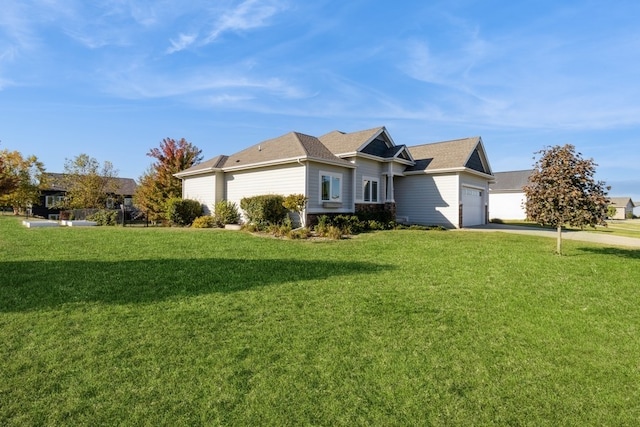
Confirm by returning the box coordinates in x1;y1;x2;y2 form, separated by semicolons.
461;186;484;227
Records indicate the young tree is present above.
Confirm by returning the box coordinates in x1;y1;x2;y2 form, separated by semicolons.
61;154;119;209
523;144;609;254
134;138;202;222
133;166;166;224
283;193;308;228
0;150;47;214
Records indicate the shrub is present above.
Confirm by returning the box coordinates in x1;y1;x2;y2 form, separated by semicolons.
626;211;634;219
240;195;287;227
191;215;216;228
214;200;240;227
166;198;203;227
490;218;504;224
315;215;329;235
326;225;343;240
288;228;311;239
266;223;292;238
88;209;119;226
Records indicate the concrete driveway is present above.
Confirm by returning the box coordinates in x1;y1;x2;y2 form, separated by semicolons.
465;223;640;249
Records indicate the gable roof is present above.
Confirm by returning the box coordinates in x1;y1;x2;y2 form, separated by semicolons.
177;131;353;177
224;131;351;170
43;173;137;195
490;170;534;192
405;137;492;175
318;127;387;156
175;155;228;176
609;197;635;207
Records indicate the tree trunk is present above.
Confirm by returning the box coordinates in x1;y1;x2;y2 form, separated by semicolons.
556;225;562;254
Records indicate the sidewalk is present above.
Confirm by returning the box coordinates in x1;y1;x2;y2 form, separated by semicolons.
465;223;640;249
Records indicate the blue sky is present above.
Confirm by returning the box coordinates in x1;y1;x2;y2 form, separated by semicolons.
1;0;639;200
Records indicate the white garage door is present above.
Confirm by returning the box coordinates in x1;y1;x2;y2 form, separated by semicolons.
462;187;484;227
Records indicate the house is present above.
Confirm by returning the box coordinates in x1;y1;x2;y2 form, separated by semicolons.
488;170;533;220
32;173;137;220
175;127;494;229
608;197;635;220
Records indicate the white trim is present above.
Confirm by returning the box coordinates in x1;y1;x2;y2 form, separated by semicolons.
319;171;343;203
362;176;380;203
45;195;64;207
224;156;355;173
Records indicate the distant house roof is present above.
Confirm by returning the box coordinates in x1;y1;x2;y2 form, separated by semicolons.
490;170;534;192
609;197;635;207
405;137;492;175
43;173;137;196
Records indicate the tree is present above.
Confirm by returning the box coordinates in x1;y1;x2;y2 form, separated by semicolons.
523;144;609;254
61;154;119;209
134;138;202;222
0;149;47;214
283;193;308;228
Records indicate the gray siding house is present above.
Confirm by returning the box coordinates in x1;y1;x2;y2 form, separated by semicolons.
175;127;494;228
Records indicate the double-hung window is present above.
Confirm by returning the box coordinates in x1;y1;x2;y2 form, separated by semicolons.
363;177;379;202
320;172;342;202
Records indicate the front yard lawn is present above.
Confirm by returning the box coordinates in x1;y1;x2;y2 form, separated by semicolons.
1;216;639;425
502;218;640;239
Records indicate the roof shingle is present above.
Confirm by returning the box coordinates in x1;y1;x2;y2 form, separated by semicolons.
405;137;483;172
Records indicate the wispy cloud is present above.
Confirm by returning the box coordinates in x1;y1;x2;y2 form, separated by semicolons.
164;0;287;54
166;33;197;54
203;0;285;44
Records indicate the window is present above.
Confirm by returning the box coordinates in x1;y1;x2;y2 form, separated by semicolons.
45;195;64;208
463;188;482;197
363;177;379;202
320;172;342;202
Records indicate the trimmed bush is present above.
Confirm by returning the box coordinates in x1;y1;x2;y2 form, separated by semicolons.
191;215;216;228
166;198;203;227
214;200;240;227
240;195;287;227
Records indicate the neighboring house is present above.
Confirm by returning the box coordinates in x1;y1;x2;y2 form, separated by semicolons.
32;173;137;220
608;197;635;219
488;170;533;220
175;127;494;229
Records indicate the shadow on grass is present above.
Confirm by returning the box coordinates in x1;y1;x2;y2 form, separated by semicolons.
578;247;640;260
1;258;391;312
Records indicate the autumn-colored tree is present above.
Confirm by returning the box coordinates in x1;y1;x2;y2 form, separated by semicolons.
283;193;308;228
0;151;19;195
523;144;609;254
0;149;47;214
134;138;202;222
61;154;119;209
133;166;166;223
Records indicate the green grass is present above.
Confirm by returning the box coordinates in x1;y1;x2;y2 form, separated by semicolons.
502;218;640;238
2;216;640;425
